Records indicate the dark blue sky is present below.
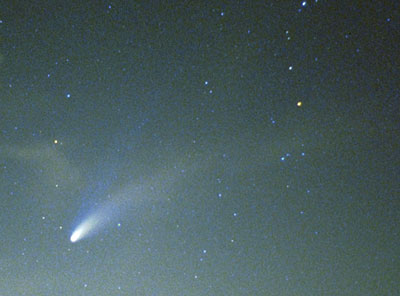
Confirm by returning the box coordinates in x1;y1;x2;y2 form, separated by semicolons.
0;1;399;295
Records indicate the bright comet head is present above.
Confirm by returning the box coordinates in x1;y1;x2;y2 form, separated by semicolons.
70;228;83;243
70;214;102;243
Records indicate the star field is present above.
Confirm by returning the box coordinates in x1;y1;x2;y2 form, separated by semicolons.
0;1;399;295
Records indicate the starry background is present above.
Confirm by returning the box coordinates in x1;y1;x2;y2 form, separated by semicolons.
0;0;399;295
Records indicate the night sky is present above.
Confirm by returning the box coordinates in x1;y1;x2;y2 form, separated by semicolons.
1;1;399;295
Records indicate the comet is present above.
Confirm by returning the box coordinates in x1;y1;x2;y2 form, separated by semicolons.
69;156;192;243
70;215;99;243
69;184;135;243
70;214;103;243
70;227;83;243
70;198;118;243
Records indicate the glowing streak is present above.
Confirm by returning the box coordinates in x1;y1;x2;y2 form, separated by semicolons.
70;215;100;243
70;228;82;243
70;176;164;243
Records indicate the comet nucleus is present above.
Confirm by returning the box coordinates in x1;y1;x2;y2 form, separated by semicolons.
70;228;83;243
70;215;99;243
